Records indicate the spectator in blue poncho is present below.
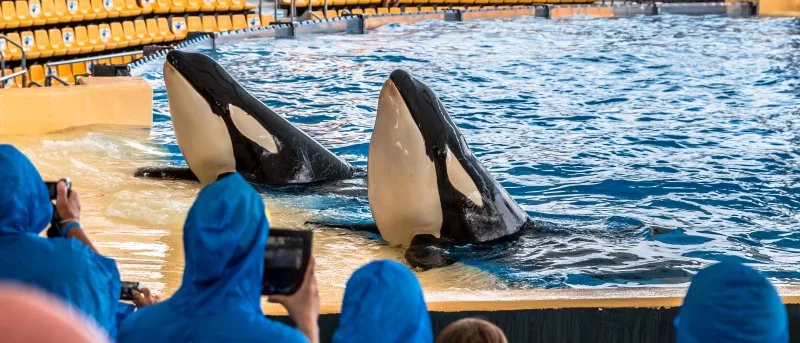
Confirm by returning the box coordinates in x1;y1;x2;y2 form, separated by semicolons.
0;144;156;338
333;259;433;343
676;261;789;343
118;172;319;343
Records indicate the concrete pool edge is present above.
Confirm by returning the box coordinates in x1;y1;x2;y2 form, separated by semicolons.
264;286;800;343
129;2;759;75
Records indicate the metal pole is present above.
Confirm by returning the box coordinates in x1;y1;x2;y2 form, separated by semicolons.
291;0;296;22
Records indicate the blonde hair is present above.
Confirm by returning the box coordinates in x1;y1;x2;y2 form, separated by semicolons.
436;318;508;343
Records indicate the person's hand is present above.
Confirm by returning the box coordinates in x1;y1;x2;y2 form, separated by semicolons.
269;257;320;343
131;288;160;309
55;181;80;222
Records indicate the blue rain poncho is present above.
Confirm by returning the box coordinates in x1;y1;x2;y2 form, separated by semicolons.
332;260;433;343
117;172;308;343
676;261;788;343
0;145;122;337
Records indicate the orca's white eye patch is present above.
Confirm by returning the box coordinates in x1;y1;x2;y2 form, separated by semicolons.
229;104;278;154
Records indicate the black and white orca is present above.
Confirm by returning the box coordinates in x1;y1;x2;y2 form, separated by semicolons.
135;50;358;185
368;70;535;269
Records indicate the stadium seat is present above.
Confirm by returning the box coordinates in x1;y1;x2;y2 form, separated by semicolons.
110;21;128;48
389;7;400;13
75;0;93;19
71;25;92;53
186;15;201;31
91;0;107;18
122;0;140;16
231;13;246;30
32;29;53;58
245;13;259;27
139;0;152;13
110;56;123;64
330;0;344;6
152;0;169;13
420;5;434;11
157;17;175;41
212;0;229;11
404;6;417;12
133;19;151;45
121;55;131;63
1;1;19;28
4;32;23;60
1;69;14;88
48;28;67;56
55;0;74;22
29;0;47;26
172;0;187;12
19;31;38;60
56;64;74;84
122;21;140;46
350;7;363;14
376;7;388;13
86;24;104;51
216;14;231;31
28;64;44;86
60;27;79;54
145;18;163;43
228;0;243;11
40;0;59;24
363;7;375;14
199;0;213;11
15;0;33;26
169;16;187;40
95;23;115;50
0;4;6;29
260;13;273;25
107;0;123;18
72;61;89;78
201;15;216;32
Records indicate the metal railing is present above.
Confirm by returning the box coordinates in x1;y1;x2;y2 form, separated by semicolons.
0;34;28;88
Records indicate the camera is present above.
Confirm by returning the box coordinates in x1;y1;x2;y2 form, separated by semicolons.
45;178;72;238
44;178;71;200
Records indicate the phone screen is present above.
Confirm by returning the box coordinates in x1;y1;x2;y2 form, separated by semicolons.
262;229;312;296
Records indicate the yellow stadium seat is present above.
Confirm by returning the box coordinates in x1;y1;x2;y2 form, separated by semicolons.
357;0;370;5
122;0;140;15
404;6;417;12
48;28;67;56
16;0;34;26
55;0;74;21
329;0;344;6
139;0;152;13
389;7;400;13
110;21;128;48
134;19;151;45
260;13;273;25
344;0;357;6
363;7;375;14
0;37;8;58
201;15;216;32
86;24;106;51
61;27;79;54
170;16;187;40
72;61;88;77
32;29;53;58
41;0;59;23
228;0;243;11
199;0;214;11
231;14;246;29
244;13;258;27
4;32;23;60
146;18;163;43
90;0;107;18
211;0;229;11
71;26;92;53
0;6;4;29
75;0;93;19
376;7;387;13
110;56;123;64
1;1;20;28
309;10;322;19
95;23;115;49
216;14;231;31
183;0;200;11
28;64;45;86
152;0;169;12
56;64;74;84
419;5;433;11
106;0;123;17
157;17;175;41
122;20;140;46
186;15;201;31
1;69;14;88
28;0;48;26
121;55;131;63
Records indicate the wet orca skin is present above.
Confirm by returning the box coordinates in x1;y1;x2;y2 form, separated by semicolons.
368;70;535;269
136;50;357;185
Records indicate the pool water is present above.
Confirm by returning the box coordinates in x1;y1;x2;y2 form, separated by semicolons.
5;14;799;301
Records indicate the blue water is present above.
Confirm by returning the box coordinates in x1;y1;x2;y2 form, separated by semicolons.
139;15;800;288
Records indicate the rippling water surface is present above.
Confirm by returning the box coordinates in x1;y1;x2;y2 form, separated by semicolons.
6;14;800;298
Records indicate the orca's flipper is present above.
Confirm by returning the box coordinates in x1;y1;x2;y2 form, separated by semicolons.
405;234;455;270
134;166;199;182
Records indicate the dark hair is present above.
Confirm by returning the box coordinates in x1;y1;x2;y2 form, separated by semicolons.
435;318;508;343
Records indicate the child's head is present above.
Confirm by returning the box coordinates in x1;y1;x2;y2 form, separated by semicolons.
436;318;508;343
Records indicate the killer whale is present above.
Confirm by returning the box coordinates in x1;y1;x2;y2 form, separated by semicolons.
368;69;535;269
135;50;358;185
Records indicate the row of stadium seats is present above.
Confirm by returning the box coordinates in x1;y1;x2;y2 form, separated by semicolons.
310;5;526;18
284;0;593;6
0;56;140;87
0;14;272;61
0;0;255;29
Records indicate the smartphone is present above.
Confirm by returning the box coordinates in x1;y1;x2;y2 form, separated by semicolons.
44;178;71;200
120;281;140;301
261;229;312;296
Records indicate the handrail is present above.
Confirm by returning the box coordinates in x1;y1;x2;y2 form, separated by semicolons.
0;69;27;87
45;50;144;67
0;34;28;88
44;68;69;87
